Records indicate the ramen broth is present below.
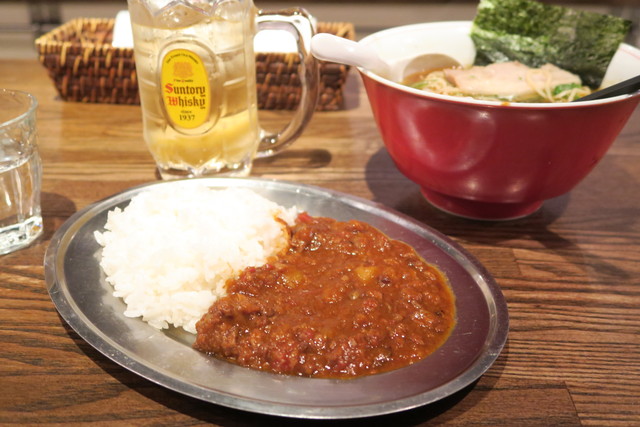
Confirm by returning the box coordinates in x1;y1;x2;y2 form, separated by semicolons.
404;61;592;103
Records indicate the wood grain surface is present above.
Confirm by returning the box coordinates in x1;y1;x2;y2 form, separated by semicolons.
1;59;639;426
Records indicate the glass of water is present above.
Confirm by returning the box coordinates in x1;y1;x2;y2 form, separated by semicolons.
0;89;43;255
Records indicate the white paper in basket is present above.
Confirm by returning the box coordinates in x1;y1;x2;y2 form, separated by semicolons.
111;10;301;53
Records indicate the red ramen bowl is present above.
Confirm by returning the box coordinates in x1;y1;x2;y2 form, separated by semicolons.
359;21;640;220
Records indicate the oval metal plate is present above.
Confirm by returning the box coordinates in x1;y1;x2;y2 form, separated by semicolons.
44;177;508;419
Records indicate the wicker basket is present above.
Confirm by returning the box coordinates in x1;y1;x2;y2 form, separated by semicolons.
35;18;355;111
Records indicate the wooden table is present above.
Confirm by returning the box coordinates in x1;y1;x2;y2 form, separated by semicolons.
1;59;639;426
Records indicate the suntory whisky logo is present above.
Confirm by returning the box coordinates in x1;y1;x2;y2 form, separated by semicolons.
160;48;211;131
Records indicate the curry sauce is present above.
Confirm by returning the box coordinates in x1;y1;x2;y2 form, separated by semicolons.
194;213;456;378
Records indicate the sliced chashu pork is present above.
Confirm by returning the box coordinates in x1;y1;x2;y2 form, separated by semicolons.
443;61;581;101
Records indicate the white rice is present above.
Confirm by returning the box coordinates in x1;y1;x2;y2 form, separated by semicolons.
94;185;298;334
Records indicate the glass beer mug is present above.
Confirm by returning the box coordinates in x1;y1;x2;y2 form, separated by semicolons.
127;0;319;179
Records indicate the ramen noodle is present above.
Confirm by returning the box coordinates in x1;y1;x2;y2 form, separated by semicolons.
405;61;592;103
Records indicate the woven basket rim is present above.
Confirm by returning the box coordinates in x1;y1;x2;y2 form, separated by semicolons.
35;17;355;49
35;17;115;49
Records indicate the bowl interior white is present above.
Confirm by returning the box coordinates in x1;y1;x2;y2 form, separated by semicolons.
359;21;640;99
360;21;477;69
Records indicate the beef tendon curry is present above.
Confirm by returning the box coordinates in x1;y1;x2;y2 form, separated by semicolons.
194;213;456;378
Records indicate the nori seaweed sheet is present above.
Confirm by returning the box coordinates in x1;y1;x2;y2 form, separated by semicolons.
470;0;631;88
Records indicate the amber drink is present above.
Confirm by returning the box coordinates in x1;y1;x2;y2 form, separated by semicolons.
128;0;319;179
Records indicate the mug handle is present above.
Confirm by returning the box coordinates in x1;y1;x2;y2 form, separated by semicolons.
255;8;320;158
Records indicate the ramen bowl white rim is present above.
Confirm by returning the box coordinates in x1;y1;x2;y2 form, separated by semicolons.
358;21;640;108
